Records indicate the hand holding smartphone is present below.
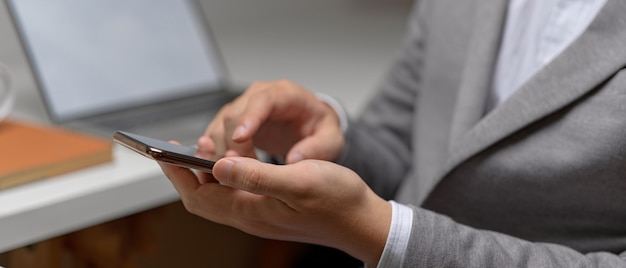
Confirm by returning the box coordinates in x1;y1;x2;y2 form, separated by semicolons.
113;131;215;173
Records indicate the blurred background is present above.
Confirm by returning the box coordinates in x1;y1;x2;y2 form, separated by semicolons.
0;0;412;120
0;0;412;267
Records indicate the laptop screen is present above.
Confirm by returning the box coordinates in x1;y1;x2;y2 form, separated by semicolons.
8;0;226;122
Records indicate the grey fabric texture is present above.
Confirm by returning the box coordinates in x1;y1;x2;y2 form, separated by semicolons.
337;0;626;266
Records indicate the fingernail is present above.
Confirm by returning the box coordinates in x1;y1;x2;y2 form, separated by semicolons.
232;125;247;140
197;136;210;146
288;152;304;163
218;159;235;185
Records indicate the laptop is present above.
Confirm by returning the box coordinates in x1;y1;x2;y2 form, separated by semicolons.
6;0;240;144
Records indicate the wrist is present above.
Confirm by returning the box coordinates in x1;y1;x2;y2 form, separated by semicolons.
314;92;349;162
315;92;349;134
336;195;392;266
376;201;414;268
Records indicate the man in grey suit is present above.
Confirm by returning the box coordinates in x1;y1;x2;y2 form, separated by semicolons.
160;0;626;266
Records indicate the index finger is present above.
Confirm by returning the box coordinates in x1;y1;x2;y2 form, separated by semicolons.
159;161;201;199
229;91;274;142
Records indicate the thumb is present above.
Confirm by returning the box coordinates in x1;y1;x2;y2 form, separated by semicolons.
286;126;344;164
212;157;294;197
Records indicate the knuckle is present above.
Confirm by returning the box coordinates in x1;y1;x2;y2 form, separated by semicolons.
207;126;223;140
249;80;266;88
221;101;234;110
248;88;271;100
276;79;291;86
213;106;236;129
288;161;324;198
241;168;266;193
248;81;271;93
207;131;218;141
221;106;239;122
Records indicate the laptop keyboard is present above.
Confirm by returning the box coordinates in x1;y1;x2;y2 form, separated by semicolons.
87;92;238;144
95;93;232;128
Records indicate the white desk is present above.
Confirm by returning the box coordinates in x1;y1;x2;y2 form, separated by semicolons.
0;0;411;253
0;146;178;253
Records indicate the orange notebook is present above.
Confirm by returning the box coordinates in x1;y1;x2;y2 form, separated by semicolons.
0;120;113;190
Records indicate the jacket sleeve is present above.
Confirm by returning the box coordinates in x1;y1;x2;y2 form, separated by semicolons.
402;206;626;267
336;2;427;200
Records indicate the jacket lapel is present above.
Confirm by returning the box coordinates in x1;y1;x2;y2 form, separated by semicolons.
448;0;508;145
405;0;509;205
443;0;626;176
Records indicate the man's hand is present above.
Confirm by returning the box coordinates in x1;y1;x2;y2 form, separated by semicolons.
197;80;345;164
159;157;391;266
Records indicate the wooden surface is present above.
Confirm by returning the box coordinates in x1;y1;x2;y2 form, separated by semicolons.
1;201;275;268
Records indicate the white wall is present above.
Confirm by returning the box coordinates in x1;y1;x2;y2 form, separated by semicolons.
197;0;412;115
0;0;412;119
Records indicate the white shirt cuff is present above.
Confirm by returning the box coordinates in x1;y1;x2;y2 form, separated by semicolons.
315;92;349;133
376;201;413;268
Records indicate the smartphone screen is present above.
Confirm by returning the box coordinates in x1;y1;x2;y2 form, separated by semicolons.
113;131;215;173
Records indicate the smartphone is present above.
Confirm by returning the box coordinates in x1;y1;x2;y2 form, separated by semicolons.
113;131;215;173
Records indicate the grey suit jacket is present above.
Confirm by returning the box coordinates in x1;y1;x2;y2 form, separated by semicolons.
338;0;626;266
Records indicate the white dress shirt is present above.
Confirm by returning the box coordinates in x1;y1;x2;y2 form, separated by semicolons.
376;0;608;267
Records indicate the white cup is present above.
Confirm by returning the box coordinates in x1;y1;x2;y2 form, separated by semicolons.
0;62;15;121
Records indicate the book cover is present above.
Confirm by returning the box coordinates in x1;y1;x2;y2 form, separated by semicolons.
0;120;113;190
